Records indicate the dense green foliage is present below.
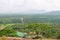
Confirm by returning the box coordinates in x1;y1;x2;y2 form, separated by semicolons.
0;23;59;38
0;14;60;39
0;27;18;37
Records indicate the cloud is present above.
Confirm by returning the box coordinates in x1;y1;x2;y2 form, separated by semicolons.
0;0;60;13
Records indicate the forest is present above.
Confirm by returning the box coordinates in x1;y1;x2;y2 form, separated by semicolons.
0;14;60;39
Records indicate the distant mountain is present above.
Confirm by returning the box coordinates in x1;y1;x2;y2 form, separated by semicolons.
44;11;60;15
0;10;60;15
20;10;60;15
20;10;46;14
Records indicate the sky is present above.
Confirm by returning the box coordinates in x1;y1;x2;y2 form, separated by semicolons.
0;0;60;13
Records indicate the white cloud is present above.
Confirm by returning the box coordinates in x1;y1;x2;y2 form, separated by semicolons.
0;0;60;13
0;0;9;13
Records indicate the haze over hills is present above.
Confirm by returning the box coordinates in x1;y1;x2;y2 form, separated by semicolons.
14;10;60;15
19;10;46;14
0;10;60;15
0;10;60;23
44;11;60;15
0;10;60;18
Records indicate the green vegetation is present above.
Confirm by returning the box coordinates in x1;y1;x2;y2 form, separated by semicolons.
0;14;60;39
0;14;60;24
0;26;18;37
0;23;60;39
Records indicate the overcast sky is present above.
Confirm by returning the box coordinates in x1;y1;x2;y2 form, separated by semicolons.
0;0;60;13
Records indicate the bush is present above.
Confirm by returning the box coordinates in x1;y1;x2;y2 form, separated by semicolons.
0;27;18;37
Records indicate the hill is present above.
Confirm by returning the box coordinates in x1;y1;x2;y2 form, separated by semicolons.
0;11;60;23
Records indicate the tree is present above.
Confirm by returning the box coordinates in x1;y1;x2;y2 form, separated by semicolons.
27;23;59;38
0;27;18;37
